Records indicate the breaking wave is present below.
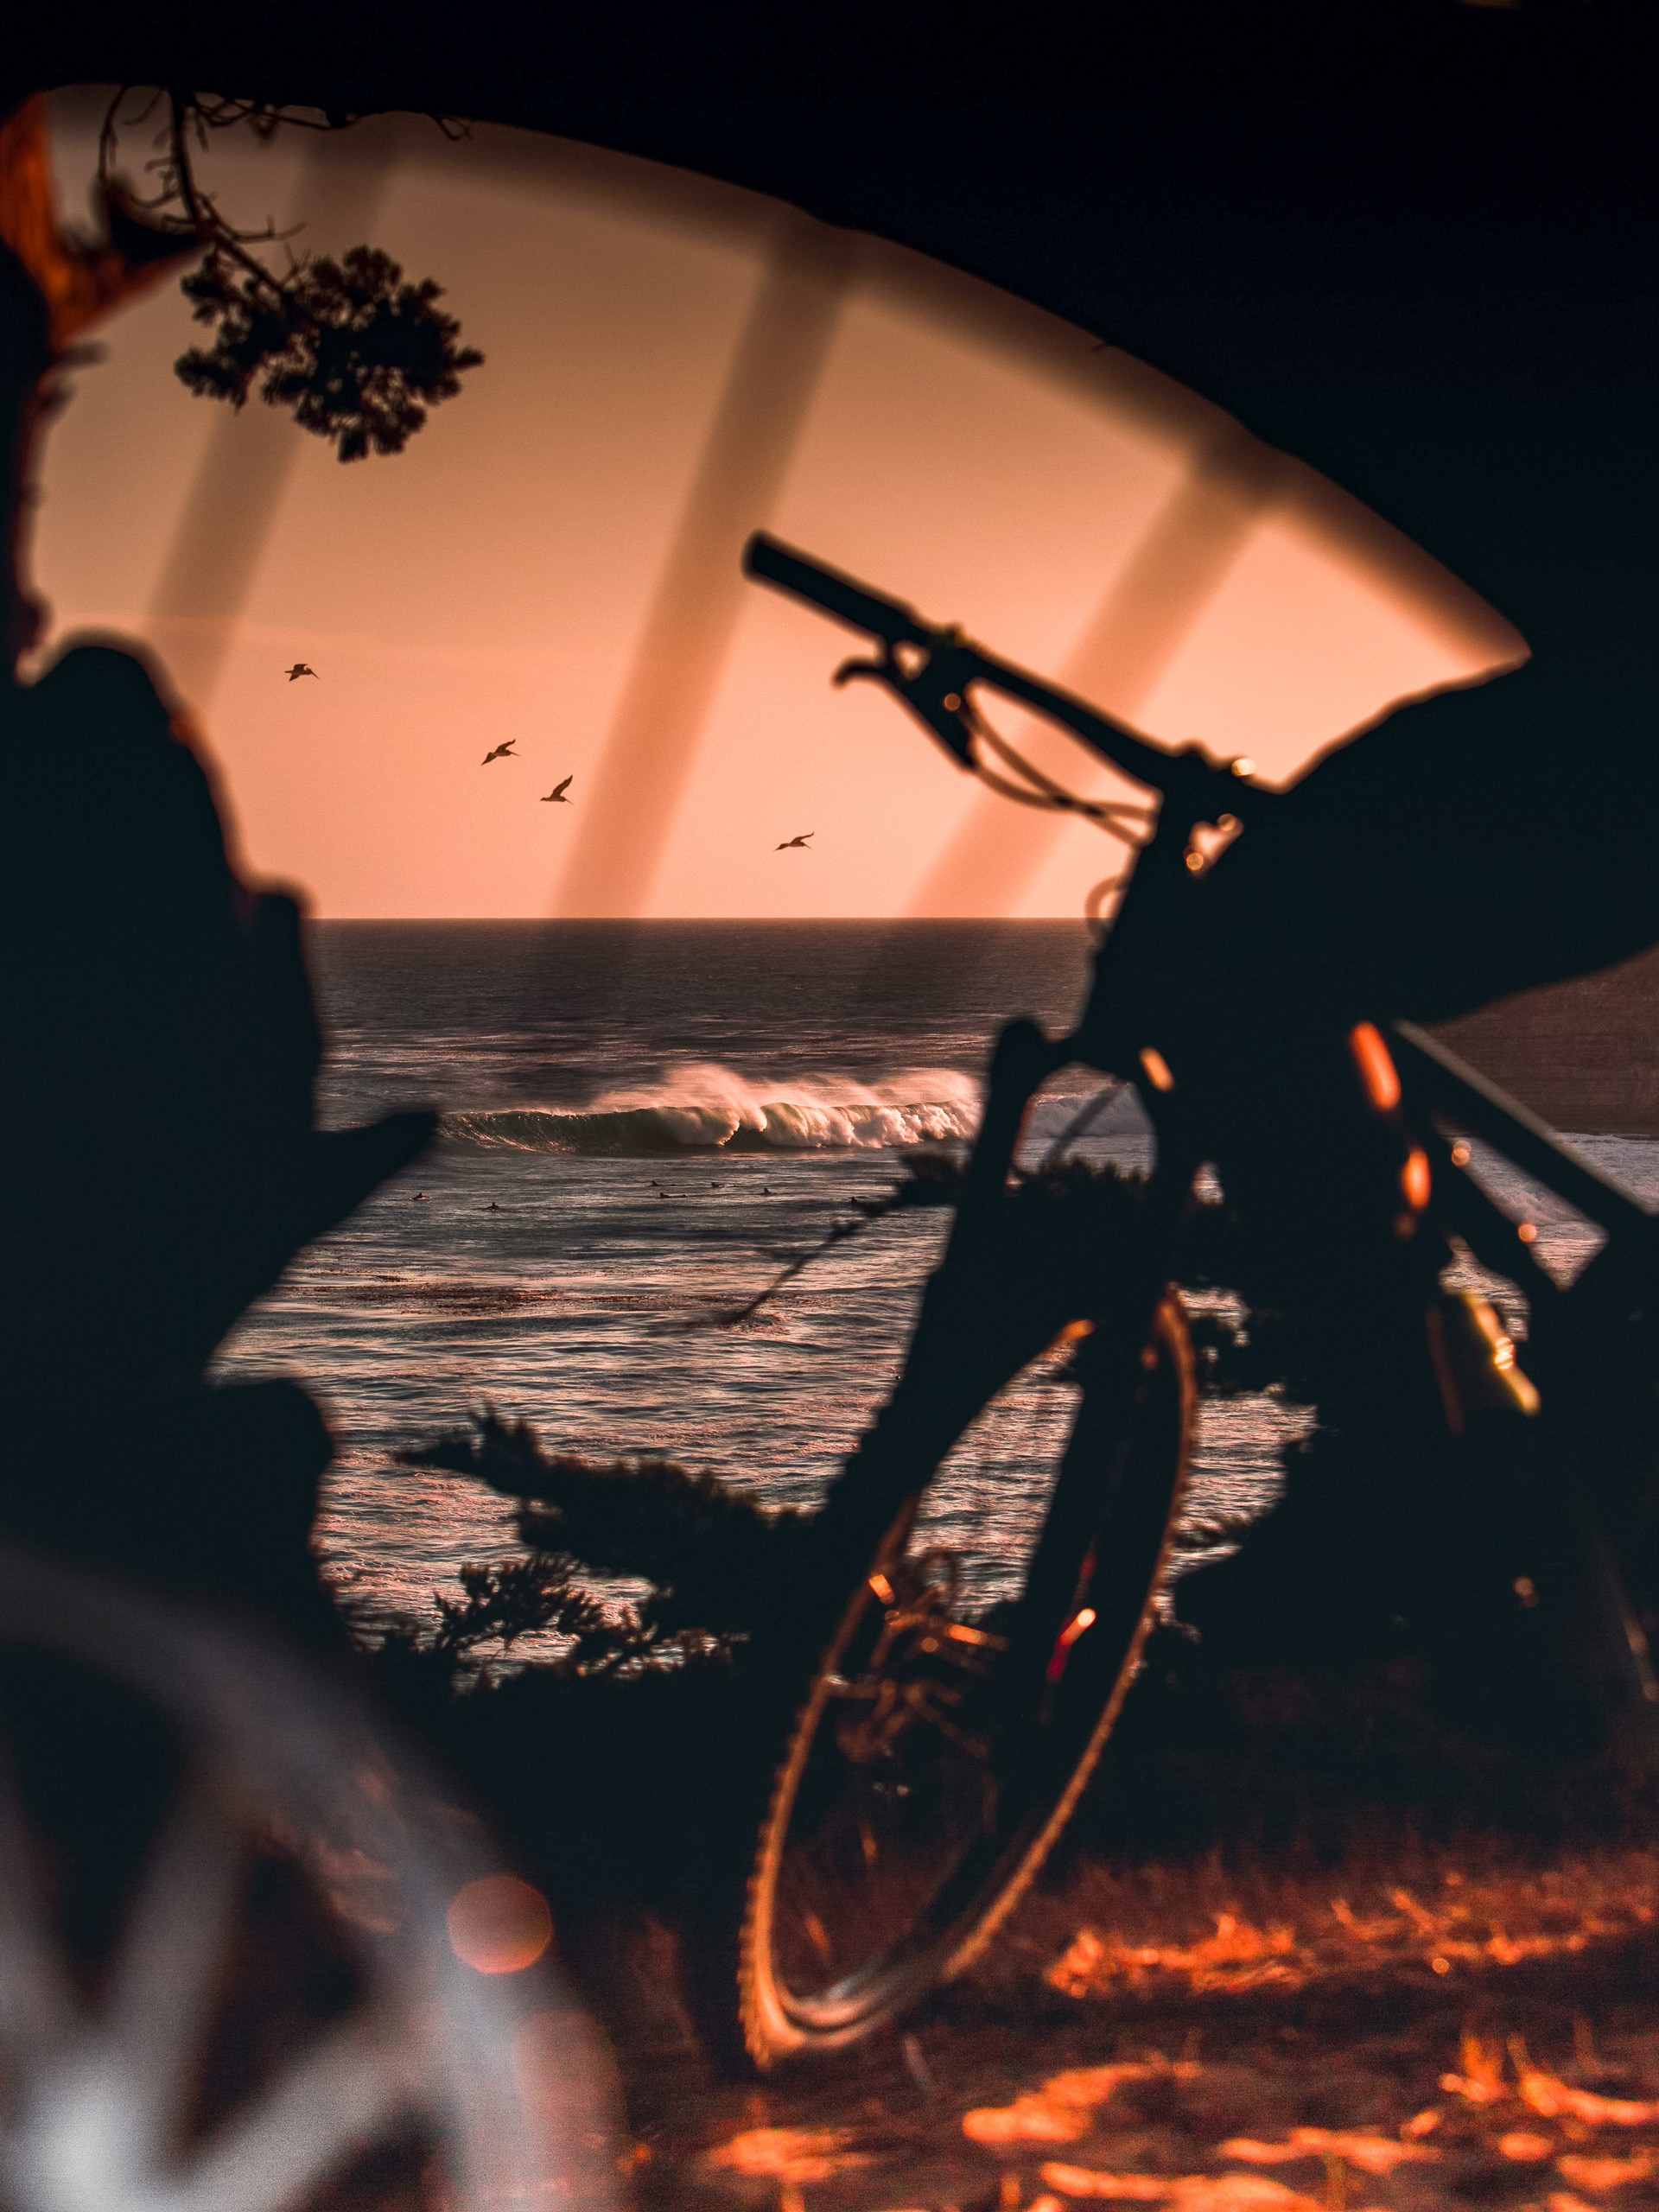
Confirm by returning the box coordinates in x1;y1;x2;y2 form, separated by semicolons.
440;1061;982;1155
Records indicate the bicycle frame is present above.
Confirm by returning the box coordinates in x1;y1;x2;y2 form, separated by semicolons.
752;526;1659;1699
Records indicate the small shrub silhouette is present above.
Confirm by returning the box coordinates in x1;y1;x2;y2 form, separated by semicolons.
398;1408;813;1657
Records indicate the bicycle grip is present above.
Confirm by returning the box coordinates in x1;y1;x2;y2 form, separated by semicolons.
743;532;930;647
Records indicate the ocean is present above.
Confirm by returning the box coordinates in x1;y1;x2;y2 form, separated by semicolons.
208;921;1659;1641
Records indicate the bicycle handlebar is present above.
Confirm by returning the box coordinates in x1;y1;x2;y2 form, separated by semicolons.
743;531;1270;822
744;533;983;768
743;534;933;652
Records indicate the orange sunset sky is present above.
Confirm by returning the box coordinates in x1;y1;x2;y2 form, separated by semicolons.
29;92;1524;920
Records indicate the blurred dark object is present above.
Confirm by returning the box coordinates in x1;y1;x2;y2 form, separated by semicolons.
0;103;431;1629
0;640;432;1629
1184;656;1659;1038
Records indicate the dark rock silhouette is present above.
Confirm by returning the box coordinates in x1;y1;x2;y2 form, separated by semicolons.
1;637;432;1632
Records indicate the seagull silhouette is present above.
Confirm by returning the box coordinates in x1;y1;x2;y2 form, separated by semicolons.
284;663;317;681
775;831;815;849
541;775;574;803
481;741;518;765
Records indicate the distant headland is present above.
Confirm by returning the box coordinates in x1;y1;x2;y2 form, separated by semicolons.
1433;944;1659;1137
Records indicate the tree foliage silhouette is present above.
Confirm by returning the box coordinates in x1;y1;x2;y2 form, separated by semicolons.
101;90;482;461
175;243;482;461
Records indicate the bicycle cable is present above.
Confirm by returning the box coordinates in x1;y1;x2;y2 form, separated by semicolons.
954;695;1154;937
662;1179;944;1333
696;1206;899;1331
969;712;1153;834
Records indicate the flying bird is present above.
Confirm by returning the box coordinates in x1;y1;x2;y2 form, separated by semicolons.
284;663;317;681
775;831;815;850
481;741;518;765
541;775;574;803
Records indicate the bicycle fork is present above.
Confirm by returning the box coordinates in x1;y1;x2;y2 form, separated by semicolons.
1000;1112;1199;1737
810;1018;1077;1600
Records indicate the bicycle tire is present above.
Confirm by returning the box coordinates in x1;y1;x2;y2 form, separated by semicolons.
0;1542;620;2212
737;1290;1195;2067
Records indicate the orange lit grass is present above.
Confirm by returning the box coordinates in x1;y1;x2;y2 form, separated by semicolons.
1440;2031;1659;2127
965;2063;1200;2145
1052;2178;1393;2209
695;2025;1659;2212
1040;2176;1344;2208
702;2127;873;2183
1048;1913;1305;1999
693;1847;1659;2212
1043;1856;1659;2001
940;2030;1659;2212
1217;2128;1437;2177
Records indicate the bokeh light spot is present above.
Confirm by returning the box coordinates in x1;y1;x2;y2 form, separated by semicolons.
447;1873;553;1974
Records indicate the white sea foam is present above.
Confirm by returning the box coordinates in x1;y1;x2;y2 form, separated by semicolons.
440;1060;983;1154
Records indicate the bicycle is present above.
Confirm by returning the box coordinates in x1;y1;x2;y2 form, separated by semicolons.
727;531;1659;2069
0;1541;622;2212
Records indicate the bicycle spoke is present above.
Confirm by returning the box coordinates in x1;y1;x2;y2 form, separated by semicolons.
103;1778;244;2152
0;1741;76;2061
172;2009;418;2212
0;1548;578;2212
775;1567;1003;1993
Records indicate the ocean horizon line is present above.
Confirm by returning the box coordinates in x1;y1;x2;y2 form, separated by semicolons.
305;914;1095;925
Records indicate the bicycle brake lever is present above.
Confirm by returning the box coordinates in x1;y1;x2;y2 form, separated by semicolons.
832;645;976;768
831;652;889;688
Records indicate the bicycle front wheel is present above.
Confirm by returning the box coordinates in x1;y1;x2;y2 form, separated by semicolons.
738;1292;1194;2066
